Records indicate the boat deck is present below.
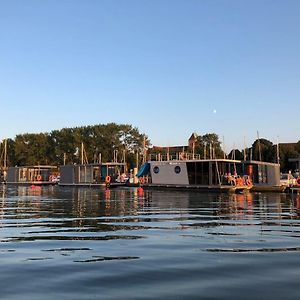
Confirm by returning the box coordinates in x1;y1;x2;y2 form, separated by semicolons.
58;182;127;188
142;184;250;193
6;181;57;186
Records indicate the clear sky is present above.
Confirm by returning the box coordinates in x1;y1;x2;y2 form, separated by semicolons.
0;0;299;150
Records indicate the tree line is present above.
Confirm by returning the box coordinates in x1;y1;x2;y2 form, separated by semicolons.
1;123;148;169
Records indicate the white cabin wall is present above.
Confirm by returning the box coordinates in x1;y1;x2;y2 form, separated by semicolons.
149;161;189;185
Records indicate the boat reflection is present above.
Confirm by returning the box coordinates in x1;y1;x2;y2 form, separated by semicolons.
0;186;299;228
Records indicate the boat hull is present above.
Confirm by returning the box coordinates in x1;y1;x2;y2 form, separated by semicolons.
142;184;250;193
58;182;127;188
250;185;286;192
6;181;57;186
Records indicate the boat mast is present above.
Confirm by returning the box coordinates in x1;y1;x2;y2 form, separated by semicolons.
143;136;146;164
81;142;88;164
257;131;262;161
222;136;226;159
277;135;280;164
243;136;246;161
4;139;7;169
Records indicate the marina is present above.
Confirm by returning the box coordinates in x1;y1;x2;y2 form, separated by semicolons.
1;1;300;299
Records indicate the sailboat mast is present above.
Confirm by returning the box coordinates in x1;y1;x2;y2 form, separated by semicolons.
4;139;7;169
243;136;246;161
81;142;84;165
222;136;226;159
257;131;262;161
277;135;280;164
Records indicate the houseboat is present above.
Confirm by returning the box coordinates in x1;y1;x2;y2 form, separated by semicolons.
137;158;283;193
59;162;128;187
6;165;59;186
137;159;251;192
243;160;283;192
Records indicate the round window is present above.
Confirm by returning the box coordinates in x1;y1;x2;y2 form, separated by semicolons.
153;166;160;174
174;166;181;174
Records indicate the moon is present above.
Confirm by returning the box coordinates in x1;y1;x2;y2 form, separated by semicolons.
213;109;217;114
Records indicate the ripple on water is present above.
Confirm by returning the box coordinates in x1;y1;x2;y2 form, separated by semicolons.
1;186;300;299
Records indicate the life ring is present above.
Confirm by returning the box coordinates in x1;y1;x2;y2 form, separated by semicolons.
36;175;42;181
296;177;300;186
140;177;145;184
105;175;111;184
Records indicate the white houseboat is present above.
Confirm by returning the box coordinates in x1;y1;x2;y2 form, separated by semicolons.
137;159;283;192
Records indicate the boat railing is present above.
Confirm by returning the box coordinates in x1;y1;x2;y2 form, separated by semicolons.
147;152;202;161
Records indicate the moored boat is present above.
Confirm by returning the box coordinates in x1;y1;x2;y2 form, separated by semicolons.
59;162;128;188
6;165;59;186
137;158;283;193
137;159;251;193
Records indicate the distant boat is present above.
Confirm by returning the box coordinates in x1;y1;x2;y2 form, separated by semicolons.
137;158;284;193
59;162;128;188
6;165;59;186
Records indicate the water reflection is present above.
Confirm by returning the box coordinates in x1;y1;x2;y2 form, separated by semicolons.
1;185;300;299
0;186;300;250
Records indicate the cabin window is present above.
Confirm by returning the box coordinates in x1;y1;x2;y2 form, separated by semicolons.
153;166;160;174
187;162;209;185
174;166;181;174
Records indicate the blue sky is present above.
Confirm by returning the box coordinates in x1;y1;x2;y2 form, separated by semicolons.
0;0;299;150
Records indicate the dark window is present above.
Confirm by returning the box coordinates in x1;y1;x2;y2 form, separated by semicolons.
187;162;209;185
153;166;160;174
174;166;181;174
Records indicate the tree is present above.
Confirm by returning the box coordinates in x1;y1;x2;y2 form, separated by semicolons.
8;123;149;167
251;138;276;162
194;133;224;158
228;149;244;160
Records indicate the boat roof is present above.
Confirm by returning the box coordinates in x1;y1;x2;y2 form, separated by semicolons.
12;165;58;169
148;158;242;163
244;160;280;166
63;162;126;167
147;159;280;166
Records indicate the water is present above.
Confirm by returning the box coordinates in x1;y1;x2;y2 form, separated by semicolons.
1;185;300;299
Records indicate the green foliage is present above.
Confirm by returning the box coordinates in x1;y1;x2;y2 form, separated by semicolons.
7;123;148;167
228;149;244;160
251;138;276;162
228;138;300;172
194;133;224;158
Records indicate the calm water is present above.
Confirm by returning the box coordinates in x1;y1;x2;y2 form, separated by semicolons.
1;185;300;299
